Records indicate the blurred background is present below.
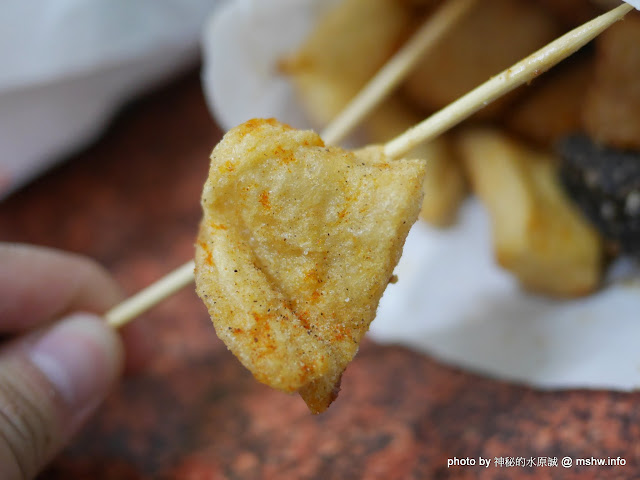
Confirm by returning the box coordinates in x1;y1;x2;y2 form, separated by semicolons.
0;0;222;199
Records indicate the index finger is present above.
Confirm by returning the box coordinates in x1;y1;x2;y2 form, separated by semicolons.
0;244;123;332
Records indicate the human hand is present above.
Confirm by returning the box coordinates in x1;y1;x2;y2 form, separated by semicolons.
0;244;149;479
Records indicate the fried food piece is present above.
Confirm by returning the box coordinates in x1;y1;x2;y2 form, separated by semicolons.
402;0;561;119
506;56;593;148
279;0;428;127
367;97;467;226
195;118;426;413
458;128;602;297
415;138;467;227
582;12;640;150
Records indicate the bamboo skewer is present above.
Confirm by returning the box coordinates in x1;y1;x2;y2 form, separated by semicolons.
105;2;633;329
384;2;633;158
320;0;476;145
106;260;195;328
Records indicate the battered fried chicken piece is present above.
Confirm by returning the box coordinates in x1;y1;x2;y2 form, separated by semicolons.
195;118;425;413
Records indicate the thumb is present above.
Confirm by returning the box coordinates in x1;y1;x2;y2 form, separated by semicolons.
0;314;124;480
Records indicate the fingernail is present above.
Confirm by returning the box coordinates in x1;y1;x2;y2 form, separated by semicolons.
29;314;124;410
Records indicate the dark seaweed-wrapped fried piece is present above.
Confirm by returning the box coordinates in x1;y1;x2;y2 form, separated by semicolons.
557;134;640;256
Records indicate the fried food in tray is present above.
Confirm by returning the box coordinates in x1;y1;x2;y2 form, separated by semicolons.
413;137;466;227
458;128;603;298
195;118;425;413
282;0;640;296
402;0;562;120
279;0;468;228
367;97;467;227
582;11;640;150
193;0;640;414
278;0;434;127
505;56;593;148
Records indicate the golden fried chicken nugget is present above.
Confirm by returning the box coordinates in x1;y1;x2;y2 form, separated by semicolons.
279;0;428;127
582;12;640;150
402;0;561;119
458;128;602;297
195;118;426;413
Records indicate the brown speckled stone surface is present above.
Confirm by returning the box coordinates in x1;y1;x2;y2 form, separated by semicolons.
1;72;639;479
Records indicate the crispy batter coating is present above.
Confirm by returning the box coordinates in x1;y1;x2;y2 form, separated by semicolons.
195;119;425;413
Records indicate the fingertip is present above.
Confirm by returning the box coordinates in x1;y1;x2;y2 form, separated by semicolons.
29;313;124;412
0;314;126;479
0;244;125;332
